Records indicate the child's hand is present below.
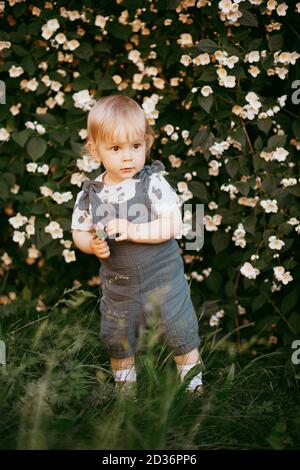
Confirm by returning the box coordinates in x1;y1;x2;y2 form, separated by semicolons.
90;234;110;258
105;218;135;242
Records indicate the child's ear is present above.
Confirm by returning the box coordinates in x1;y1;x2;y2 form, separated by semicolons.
87;141;99;159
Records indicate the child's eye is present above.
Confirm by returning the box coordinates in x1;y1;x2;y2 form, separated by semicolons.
133;143;141;149
111;146;119;152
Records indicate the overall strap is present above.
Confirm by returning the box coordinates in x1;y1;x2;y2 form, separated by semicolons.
132;160;166;195
77;179;105;225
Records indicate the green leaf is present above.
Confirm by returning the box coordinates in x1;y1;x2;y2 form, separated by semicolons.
98;77;117;91
192;128;214;149
252;294;268;312
211;231;230;254
239;8;259;27
267;134;287;151
12;129;31;147
74;42;94;60
2;172;16;186
281;291;298;315
197;94;213;113
0;179;9;199
197;39;218;53
188;180;208;202
267;34;283;52
26;137;47;161
257;118;272;135
243;214;257;235
235;181;250;196
225;159;239;178
199;66;217;82
288;312;300;335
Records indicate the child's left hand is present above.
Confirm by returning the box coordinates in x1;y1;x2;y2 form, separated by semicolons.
105;218;135;242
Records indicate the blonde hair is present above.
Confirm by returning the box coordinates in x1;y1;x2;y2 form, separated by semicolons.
84;95;155;160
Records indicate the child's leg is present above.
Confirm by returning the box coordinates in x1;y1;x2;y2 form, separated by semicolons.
173;348;203;392
110;355;136;388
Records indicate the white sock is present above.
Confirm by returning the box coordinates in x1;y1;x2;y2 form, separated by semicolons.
112;366;137;383
176;361;203;390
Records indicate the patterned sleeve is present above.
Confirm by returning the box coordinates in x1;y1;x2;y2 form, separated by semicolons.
148;173;181;217
71;190;93;231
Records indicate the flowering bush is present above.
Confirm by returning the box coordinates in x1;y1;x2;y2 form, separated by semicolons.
0;0;300;347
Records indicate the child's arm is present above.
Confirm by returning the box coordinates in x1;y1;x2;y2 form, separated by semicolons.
72;229;110;258
105;211;182;244
128;206;183;244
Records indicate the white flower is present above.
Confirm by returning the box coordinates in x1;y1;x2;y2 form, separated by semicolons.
40;186;53;197
164;124;174;136
208;160;222;176
268;235;285;250
232;223;246;248
72;89;96;112
26;162;38;173
287;218;299;225
10;184;20;194
65;39;80;51
51;191;73;204
260;199;278;213
78;128;88;139
37;164;49;175
281;178;297;187
0;128;10;141
128;49;141;63
245;51;260;63
177;33;193;47
272;147;289;162
44;221;63;239
201;85;213;97
25;222;35;236
1;252;12;266
9;65;24;77
180;55;192;66
70;172;88;187
95;15;109;29
62;249;76;263
220;183;239;199
273;266;293;284
28;245;41;259
13;230;26;247
245;91;262;108
193;53;210;65
41;18;60;40
177;181;188;193
76;154;101;173
209;140;230;156
203;214;222;231
9;212;28;229
248;65;261;77
277;2;288;15
209;314;220;327
240;262;260;279
218;0;234;14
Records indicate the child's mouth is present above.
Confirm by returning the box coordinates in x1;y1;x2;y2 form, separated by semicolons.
121;168;135;172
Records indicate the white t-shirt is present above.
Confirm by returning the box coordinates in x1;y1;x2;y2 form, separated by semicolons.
71;170;181;231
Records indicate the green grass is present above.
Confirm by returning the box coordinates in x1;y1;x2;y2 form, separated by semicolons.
0;285;299;450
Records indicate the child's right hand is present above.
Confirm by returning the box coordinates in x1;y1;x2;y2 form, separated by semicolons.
90;235;110;259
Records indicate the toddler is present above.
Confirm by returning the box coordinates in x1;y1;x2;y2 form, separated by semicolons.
71;95;203;397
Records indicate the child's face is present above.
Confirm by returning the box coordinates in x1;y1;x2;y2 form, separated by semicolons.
95;136;146;185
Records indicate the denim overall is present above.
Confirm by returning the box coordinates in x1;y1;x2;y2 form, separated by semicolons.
78;160;201;359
